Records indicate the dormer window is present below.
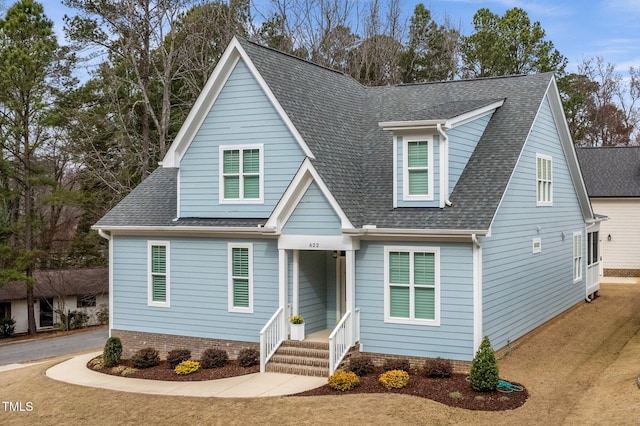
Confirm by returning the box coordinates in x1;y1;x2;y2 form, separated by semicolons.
403;136;433;201
219;144;264;203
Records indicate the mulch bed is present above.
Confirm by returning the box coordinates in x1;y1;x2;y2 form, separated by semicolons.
88;358;259;381
294;367;528;411
88;358;527;411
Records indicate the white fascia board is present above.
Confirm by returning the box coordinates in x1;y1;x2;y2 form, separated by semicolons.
379;119;446;131
265;158;354;231
342;227;488;239
162;37;314;168
92;225;276;237
445;99;505;129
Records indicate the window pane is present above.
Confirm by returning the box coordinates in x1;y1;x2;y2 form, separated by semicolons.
152;275;166;302
390;285;409;318
151;245;166;273
409;170;428;195
233;278;249;307
244;175;260;199
223;150;239;173
415;287;435;319
408;141;428;167
389;252;410;283
224;176;239;198
232;248;249;277
414;252;435;285
243;149;260;173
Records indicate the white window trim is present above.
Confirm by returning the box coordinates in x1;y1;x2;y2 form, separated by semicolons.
383;246;440;326
532;237;542;254
402;135;434;201
228;243;254;313
219;143;264;204
536;153;553;206
147;241;170;308
573;231;583;283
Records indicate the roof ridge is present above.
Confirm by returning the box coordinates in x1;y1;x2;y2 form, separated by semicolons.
236;36;356;80
395;72;552;87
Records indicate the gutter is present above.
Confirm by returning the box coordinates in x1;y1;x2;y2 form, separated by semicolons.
342;227;488;239
91;225;277;236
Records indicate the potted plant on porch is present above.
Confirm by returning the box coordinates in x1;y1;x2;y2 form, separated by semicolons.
290;315;305;341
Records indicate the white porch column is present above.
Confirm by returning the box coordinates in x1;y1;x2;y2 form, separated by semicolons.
292;249;300;315
278;248;288;312
346;249;356;344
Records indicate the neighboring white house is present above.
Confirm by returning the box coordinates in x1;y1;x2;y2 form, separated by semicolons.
577;146;640;277
0;268;108;334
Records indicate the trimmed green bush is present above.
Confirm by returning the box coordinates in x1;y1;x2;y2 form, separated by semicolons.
237;348;259;367
200;348;228;369
347;355;374;377
131;347;160;369
383;358;411;372
0;317;16;338
469;336;500;392
167;349;191;369
424;357;453;378
328;370;360;391
379;369;410;389
102;337;123;368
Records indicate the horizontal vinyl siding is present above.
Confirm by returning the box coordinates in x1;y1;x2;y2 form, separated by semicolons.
282;181;342;235
591;198;640;269
482;96;585;351
356;241;475;361
179;59;304;217
448;114;492;191
112;235;279;342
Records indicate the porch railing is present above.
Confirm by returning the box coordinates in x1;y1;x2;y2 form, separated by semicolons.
586;263;600;295
259;306;287;373
329;308;360;375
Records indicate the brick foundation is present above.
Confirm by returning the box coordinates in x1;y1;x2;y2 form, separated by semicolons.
604;268;640;278
349;351;471;374
112;329;258;360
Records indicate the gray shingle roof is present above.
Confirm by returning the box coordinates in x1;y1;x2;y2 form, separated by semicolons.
576;146;640;198
0;268;108;302
96;38;557;232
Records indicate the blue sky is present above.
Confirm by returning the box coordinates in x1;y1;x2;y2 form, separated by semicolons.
41;0;640;74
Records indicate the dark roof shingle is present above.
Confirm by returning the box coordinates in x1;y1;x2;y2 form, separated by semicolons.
576;146;640;198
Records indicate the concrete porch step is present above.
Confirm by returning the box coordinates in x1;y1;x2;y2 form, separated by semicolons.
265;339;331;377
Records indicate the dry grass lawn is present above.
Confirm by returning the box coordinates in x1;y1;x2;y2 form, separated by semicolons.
2;283;640;425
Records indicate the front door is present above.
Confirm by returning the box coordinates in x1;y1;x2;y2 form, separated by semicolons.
336;253;346;321
39;297;53;328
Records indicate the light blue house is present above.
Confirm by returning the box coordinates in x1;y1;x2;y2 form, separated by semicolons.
94;37;601;375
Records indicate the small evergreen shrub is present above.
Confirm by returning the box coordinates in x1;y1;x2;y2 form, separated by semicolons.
112;365;137;376
347;355;374;376
328;370;360;391
175;360;201;375
379;369;410;390
424;357;453;378
238;348;259;367
131;347;160;369
383;358;411;372
469;336;500;392
103;337;123;368
0;317;16;338
167;349;191;369
70;310;90;329
200;348;228;369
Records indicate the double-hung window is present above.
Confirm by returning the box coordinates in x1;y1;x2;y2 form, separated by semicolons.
384;246;440;325
536;154;553;205
573;232;583;282
220;144;263;203
403;136;433;200
148;241;170;307
228;243;253;313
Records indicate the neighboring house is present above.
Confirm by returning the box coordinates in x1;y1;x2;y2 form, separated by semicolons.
94;37;601;375
0;268;108;334
576;146;640;277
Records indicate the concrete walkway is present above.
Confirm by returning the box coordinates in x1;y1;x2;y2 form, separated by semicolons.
45;352;326;398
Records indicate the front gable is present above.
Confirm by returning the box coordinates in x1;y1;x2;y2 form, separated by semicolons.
168;39;313;219
282;180;342;236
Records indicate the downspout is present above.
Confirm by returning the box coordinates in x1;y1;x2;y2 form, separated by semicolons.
472;234;482;354
437;124;452;207
96;229;113;337
97;228;111;241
